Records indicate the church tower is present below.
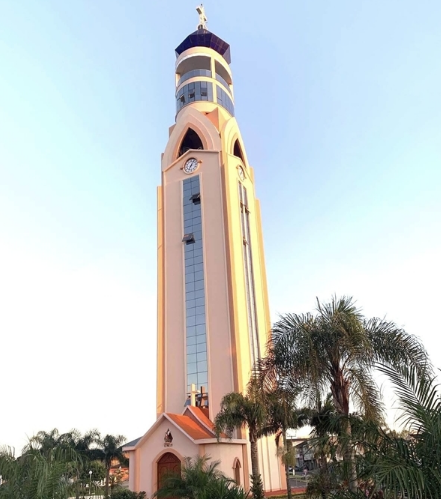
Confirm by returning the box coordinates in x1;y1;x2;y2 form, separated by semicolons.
157;9;271;422
124;7;284;495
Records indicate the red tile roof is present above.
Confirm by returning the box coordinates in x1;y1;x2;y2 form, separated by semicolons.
166;413;214;440
184;406;229;439
187;406;216;432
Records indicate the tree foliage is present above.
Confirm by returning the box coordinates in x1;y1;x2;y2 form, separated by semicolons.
0;443;78;499
360;364;441;498
111;488;147;499
263;295;430;493
214;385;266;499
253;374;305;499
267;296;429;420
304;364;441;498
154;455;249;499
0;429;127;499
92;433;127;498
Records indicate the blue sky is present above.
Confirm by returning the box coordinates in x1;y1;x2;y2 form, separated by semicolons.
1;0;440;451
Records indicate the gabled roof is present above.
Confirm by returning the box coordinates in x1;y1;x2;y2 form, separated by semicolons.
185;406;228;438
167;413;213;440
123;406;243;452
124;437;141;448
123;411;215;451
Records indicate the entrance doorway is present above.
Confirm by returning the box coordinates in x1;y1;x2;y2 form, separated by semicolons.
157;452;181;490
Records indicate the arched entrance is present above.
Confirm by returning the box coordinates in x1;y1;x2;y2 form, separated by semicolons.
157;452;181;490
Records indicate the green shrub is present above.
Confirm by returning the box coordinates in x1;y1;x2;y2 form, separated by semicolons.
111;488;146;499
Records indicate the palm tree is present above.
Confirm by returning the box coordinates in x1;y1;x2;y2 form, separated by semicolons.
96;433;127;499
6;428;103;499
28;428;69;457
0;441;79;499
360;363;441;498
255;381;306;499
306;399;365;499
155;455;249;499
68;429;101;499
265;295;430;493
214;384;266;499
311;393;359;470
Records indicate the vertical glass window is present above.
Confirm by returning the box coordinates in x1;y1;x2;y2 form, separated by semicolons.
215;72;231;92
216;86;235;116
183;176;209;398
176;82;214;113
239;183;260;365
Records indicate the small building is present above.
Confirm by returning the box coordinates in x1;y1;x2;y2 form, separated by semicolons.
287;437;318;471
124;405;249;493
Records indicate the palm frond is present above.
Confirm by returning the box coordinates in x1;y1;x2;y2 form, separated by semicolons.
347;366;384;421
377;363;441;432
365;318;431;376
155;455;248;499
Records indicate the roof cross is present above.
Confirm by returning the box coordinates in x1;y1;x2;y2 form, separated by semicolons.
196;4;207;30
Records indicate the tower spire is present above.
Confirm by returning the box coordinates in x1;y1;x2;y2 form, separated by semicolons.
196;4;207;30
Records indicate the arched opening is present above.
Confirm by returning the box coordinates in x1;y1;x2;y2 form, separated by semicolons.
233;139;245;163
178;128;203;158
233;458;241;485
157;452;181;491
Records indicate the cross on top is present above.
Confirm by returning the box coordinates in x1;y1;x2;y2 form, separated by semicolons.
196;4;207;30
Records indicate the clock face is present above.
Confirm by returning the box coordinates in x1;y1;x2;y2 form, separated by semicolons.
183;157;198;174
237;166;245;181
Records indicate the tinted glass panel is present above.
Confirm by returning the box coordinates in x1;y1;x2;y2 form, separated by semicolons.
183;176;209;397
215;73;231;93
178;69;212;86
216;85;235;116
177;82;214;113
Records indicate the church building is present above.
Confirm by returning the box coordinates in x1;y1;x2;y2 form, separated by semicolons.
124;6;285;495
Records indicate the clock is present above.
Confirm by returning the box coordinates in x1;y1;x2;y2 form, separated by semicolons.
237;166;245;181
183;157;199;174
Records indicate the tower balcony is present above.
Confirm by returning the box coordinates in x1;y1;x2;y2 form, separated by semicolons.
175;39;234;118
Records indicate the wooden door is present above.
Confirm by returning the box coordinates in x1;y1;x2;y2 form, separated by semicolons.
157;452;181;491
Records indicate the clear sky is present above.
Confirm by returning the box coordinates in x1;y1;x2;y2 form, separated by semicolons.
1;0;440;452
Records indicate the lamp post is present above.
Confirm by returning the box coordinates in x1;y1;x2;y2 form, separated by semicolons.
89;470;92;497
